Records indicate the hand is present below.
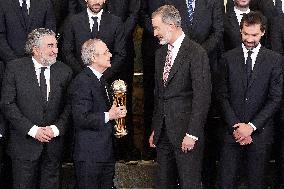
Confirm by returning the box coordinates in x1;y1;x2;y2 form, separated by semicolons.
238;136;253;146
233;123;254;142
149;131;156;148
109;104;127;120
35;127;52;143
44;126;55;138
181;135;196;153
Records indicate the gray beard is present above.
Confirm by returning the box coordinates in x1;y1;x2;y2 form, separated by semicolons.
40;57;56;66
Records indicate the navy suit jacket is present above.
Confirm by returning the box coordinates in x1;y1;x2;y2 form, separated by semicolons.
71;67;114;162
218;46;283;144
0;0;56;63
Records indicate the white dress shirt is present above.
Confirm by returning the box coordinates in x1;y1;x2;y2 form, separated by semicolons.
88;66;110;123
242;43;262;131
19;0;30;14
87;8;103;32
169;32;198;141
28;58;59;138
234;7;250;25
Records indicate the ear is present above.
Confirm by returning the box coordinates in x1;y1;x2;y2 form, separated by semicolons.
261;30;265;36
32;46;40;57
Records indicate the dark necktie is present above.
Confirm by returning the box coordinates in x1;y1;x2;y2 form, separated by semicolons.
40;67;47;102
91;16;98;38
246;50;253;86
100;76;110;108
275;0;283;15
21;0;29;25
187;0;194;24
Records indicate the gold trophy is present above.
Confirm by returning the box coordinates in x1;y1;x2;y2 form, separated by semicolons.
111;79;128;138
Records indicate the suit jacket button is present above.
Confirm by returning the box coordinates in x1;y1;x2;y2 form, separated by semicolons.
245;98;248;101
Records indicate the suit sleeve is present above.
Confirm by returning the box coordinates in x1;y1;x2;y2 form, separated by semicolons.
71;78;106;130
62;18;84;75
45;0;57;32
53;69;73;135
186;49;211;137
103;18;127;81
0;5;18;63
123;0;140;38
0;63;34;136
251;58;283;130
270;17;284;55
217;56;240;133
201;0;224;56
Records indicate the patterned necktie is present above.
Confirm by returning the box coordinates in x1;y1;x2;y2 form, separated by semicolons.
246;50;253;86
40;67;47;102
187;0;194;24
91;16;98;38
163;44;174;86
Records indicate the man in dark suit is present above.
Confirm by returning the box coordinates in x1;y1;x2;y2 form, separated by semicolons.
271;6;284;55
0;28;73;189
0;0;56;64
218;11;283;188
71;38;127;189
62;0;125;80
149;5;211;188
224;0;251;51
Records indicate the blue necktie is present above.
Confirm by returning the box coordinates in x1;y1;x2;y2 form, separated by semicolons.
187;0;194;24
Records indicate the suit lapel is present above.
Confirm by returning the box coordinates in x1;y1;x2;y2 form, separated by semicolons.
235;47;247;90
12;0;28;31
228;11;240;34
98;12;109;36
28;0;38;31
248;47;264;88
157;46;168;89
81;11;93;36
190;0;203;32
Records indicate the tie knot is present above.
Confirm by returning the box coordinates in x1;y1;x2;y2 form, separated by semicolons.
188;0;194;4
92;16;98;22
168;44;174;51
41;67;47;72
247;50;253;57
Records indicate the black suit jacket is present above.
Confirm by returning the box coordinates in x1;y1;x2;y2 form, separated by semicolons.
166;0;223;57
71;67;114;162
152;36;211;148
271;14;284;55
0;57;73;160
0;0;56;63
62;10;126;80
218;46;283;144
223;10;242;51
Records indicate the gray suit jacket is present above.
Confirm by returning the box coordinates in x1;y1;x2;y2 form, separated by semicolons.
152;36;211;148
0;57;72;160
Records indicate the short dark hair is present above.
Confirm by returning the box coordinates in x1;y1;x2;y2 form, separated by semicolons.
240;11;266;32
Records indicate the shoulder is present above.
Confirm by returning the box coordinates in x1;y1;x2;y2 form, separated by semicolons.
103;11;123;23
6;57;32;71
52;61;73;78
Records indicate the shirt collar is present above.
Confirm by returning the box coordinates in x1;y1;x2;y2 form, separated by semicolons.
170;31;185;49
88;66;103;80
87;8;103;20
242;43;261;56
234;7;250;16
32;57;50;69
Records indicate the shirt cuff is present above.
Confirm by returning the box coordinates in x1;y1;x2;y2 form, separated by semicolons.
50;125;60;137
0;134;2;138
186;133;198;141
104;112;109;123
28;125;39;138
248;122;257;131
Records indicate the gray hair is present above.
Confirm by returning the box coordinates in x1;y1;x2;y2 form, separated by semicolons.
81;38;102;66
25;28;56;55
152;5;181;27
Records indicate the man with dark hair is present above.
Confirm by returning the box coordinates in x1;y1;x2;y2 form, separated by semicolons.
71;38;127;188
149;5;211;188
0;0;56;64
1;28;73;189
218;11;283;188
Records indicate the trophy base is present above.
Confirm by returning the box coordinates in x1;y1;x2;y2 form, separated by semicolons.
114;126;128;138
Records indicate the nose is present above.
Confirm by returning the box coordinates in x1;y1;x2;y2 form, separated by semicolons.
53;47;58;54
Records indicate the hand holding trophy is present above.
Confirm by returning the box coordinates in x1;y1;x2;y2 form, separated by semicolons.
111;79;128;138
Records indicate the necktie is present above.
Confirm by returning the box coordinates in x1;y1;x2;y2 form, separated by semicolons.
40;67;47;102
100;76;111;108
21;0;29;24
275;0;283;15
163;44;174;86
187;0;194;24
246;50;253;86
91;16;98;38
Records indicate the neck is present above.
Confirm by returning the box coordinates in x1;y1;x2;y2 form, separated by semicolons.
169;28;183;45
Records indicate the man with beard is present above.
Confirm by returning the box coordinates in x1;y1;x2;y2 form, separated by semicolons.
218;11;283;188
149;5;211;188
0;28;73;189
62;0;125;80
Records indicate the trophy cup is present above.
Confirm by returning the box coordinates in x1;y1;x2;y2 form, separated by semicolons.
111;79;128;138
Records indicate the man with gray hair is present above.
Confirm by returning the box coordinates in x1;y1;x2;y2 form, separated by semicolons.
70;38;127;188
149;5;211;189
0;28;72;189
